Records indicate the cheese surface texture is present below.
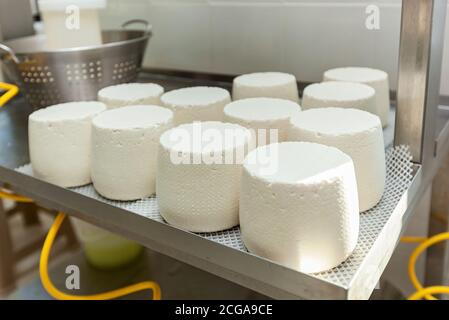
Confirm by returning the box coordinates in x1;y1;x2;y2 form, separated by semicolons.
160;86;231;125
98;83;164;109
324;67;390;127
29;101;106;187
302;81;376;115
224;97;302;146
289;107;385;212
157;121;253;232
240;142;359;273
91;105;173;200
233;72;299;102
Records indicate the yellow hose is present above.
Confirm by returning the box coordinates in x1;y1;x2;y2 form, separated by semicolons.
0;189;161;300
5;187;447;301
40;212;161;300
400;236;427;244
0;189;34;203
408;286;449;300
0;82;19;107
401;233;449;300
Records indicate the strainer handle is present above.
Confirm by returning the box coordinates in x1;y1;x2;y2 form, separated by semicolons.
0;43;19;64
121;19;152;35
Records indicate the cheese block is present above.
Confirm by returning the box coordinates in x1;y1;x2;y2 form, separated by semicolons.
289;107;385;212
324;67;390;127
98;83;164;109
233;72;299;102
240;142;359;273
29;101;106;187
302;81;376;116
224;97;301;146
91;105;173;200
160;86;231;125
157;121;253;232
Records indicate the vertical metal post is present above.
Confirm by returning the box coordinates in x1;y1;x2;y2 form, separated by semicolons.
395;0;447;167
396;0;448;291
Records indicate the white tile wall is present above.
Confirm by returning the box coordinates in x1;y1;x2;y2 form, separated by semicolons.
146;3;212;71
100;0;449;95
279;2;401;86
210;3;282;74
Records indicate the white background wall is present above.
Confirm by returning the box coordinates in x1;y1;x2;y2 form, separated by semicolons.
100;0;449;95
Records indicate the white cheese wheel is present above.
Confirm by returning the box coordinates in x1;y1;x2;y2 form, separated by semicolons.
29;101;106;187
160;86;230;125
302;81;376;116
91;105;173;200
240;142;359;273
224;97;301;146
324;67;390;127
98;83;164;109
233;72;299;102
157;121;253;232
289;107;385;212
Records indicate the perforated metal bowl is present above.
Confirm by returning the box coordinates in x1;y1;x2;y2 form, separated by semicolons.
0;20;152;110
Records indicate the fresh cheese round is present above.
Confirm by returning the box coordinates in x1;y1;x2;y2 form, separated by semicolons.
98;83;164;109
91;105;173;200
224;97;301;146
324;67;390;127
240;142;359;273
29;101;106;187
289;108;385;212
160;86;230;125
302;81;376;115
157;121;253;232
233;72;299;102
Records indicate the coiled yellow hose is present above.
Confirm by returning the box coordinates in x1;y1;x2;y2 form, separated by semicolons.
40;212;161;300
403;232;449;300
0;189;161;300
408;286;449;300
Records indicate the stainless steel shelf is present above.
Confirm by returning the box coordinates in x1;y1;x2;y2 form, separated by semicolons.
12;146;419;300
1;0;446;300
0;71;425;299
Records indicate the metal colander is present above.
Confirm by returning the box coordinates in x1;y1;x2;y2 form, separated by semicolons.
0;20;152;110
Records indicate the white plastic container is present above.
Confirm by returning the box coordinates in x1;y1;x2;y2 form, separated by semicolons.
72;218;143;270
39;0;106;50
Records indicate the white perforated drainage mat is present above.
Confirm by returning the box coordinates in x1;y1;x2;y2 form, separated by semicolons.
16;145;412;288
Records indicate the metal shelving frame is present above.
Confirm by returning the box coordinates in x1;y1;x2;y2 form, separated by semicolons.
0;0;448;299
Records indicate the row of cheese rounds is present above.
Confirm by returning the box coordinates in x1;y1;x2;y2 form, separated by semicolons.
97;67;390;127
94;69;387;212
28;69;386;273
232;68;390;127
